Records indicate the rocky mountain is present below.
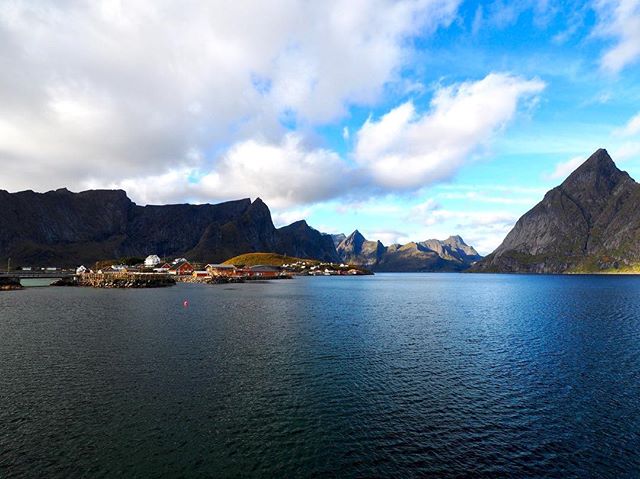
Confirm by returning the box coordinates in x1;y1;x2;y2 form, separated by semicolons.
329;233;346;248
472;148;640;273
336;230;386;268
336;231;482;272
0;189;339;267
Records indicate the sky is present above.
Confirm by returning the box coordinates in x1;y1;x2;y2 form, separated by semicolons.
1;0;640;254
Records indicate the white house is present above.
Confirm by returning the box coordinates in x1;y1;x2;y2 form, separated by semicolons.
76;265;87;274
144;255;162;268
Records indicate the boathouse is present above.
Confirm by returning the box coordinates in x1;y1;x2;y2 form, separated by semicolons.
168;261;194;275
206;264;237;276
248;265;280;278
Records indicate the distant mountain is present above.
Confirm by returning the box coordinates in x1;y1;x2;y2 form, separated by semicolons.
472;149;640;273
329;233;347;248
336;230;385;268
0;189;339;266
336;231;482;272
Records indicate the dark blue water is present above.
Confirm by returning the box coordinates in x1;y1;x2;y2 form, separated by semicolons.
1;274;639;477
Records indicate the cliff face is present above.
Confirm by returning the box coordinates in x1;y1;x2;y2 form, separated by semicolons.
473;149;640;273
0;189;339;266
275;220;340;263
336;231;481;272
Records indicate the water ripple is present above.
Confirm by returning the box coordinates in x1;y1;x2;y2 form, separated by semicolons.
1;274;640;477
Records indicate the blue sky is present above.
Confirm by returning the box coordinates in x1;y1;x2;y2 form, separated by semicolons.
1;0;640;253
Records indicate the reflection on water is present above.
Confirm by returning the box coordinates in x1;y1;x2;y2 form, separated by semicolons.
1;274;639;477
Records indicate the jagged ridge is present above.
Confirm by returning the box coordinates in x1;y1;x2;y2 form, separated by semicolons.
0;189;339;266
336;230;482;272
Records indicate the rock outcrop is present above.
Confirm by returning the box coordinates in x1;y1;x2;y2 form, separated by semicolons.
0;277;23;291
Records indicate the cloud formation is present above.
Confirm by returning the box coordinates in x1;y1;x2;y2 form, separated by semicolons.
547;155;585;180
108;73;545;207
0;0;460;193
616;112;640;137
594;0;640;73
354;74;545;190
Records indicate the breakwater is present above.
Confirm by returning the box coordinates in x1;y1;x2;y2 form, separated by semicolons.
55;273;177;288
0;277;23;290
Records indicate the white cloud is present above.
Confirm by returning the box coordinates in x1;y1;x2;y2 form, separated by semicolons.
197;134;353;208
410;198;441;219
615;112;640;137
613;142;640;161
0;0;461;193
88;72;546;209
101;134;352;208
546;155;585;180
271;207;315;227
354;73;545;191
594;0;640;73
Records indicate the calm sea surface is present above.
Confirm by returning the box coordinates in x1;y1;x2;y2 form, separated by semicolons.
1;274;639;478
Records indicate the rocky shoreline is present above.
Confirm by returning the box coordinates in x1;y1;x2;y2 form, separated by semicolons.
0;277;23;290
51;274;176;289
36;272;295;289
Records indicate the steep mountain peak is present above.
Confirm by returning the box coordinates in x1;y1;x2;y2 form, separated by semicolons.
340;230;367;251
444;235;465;244
473;148;640;273
577;148;613;170
561;148;630;195
336;229;385;267
349;229;365;241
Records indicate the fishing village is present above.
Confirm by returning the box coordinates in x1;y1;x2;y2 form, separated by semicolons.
0;254;372;290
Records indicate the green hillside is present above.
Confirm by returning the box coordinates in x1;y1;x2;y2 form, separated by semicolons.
222;252;319;267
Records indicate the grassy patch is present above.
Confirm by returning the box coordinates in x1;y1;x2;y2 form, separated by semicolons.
222;252;319;267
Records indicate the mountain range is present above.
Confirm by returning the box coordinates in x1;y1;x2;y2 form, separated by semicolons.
0;188;482;271
335;230;482;272
473;149;640;273
0;188;338;267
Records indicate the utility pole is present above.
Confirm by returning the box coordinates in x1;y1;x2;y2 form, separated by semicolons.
7;257;11;273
